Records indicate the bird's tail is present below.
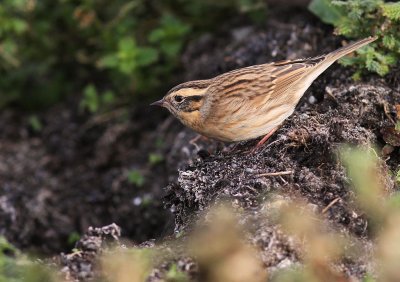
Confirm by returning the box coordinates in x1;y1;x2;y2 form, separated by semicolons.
304;36;377;84
325;36;377;62
297;36;377;101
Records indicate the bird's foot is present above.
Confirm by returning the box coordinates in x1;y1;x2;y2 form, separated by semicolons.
249;127;279;154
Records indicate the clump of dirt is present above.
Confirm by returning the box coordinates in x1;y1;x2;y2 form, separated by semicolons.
60;224;121;281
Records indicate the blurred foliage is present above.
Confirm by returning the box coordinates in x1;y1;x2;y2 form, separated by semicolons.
0;0;267;111
188;206;268;282
396;169;400;185
272;201;348;282
27;115;42;132
341;147;400;281
340;146;387;231
127;169;145;187
309;0;400;77
100;248;153;282
148;152;164;165
270;146;400;281
165;264;189;282
0;237;55;282
67;231;80;247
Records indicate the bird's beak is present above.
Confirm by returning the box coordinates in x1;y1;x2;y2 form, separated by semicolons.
150;99;165;107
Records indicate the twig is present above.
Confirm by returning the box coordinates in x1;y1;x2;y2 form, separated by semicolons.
383;102;396;125
279;175;288;185
322;197;341;214
325;86;338;104
263;139;281;149
257;170;293;177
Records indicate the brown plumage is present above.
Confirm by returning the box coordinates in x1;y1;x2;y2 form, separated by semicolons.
152;37;377;143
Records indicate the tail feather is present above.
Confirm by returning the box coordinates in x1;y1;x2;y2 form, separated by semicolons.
325;36;377;61
298;36;376;100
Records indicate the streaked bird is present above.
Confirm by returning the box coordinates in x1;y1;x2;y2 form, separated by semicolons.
152;37;376;147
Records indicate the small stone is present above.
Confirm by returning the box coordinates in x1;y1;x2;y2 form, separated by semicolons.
308;95;317;104
132;197;142;206
382;144;395;156
276;258;294;269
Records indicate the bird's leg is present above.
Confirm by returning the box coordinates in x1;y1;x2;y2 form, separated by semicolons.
189;134;202;145
251;126;279;152
226;142;241;153
189;134;209;150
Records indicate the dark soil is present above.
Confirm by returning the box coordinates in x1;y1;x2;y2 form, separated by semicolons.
1;7;399;282
0;99;178;254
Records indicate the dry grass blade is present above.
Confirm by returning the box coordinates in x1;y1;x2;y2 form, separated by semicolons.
257;170;293;177
322;197;341;214
188;206;268;282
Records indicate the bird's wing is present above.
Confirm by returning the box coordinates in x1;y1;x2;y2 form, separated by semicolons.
201;57;324;122
267;56;325;101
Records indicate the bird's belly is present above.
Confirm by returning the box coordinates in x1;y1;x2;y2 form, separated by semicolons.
203;104;295;142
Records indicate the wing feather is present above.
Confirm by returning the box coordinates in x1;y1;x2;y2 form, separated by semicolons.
201;57;324;123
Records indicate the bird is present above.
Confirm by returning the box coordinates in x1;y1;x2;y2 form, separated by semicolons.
151;36;376;148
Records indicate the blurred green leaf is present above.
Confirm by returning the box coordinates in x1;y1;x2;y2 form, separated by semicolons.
155;137;164;149
395;121;400;132
382;2;400;21
148;153;164;165
98;54;119;69
382;35;397;49
101;90;116;105
67;232;80;246
11;19;27;34
362;273;376;282
396;170;400;185
165;264;189;282
128;170;145;187
0;236;56;282
80;84;99;113
0;236;16;254
149;14;190;58
136;47;158;67
28;115;43;133
340;146;387;231
308;0;344;25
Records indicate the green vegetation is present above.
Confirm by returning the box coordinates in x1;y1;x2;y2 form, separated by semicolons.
309;0;400;77
67;232;80;247
127;169;145;187
165;264;189;282
27;115;43;132
396;170;400;185
148;153;164;165
0;0;266;111
0;237;55;282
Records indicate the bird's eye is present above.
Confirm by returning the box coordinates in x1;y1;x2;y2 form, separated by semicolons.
174;95;184;103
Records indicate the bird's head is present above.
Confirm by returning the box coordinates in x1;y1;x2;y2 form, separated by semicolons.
151;80;211;126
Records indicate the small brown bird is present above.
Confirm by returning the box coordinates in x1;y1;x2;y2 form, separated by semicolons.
152;37;376;147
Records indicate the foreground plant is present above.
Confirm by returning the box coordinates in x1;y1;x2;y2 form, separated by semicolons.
341;147;400;281
0;237;56;282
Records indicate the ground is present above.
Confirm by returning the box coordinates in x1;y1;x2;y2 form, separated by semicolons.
0;7;399;282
